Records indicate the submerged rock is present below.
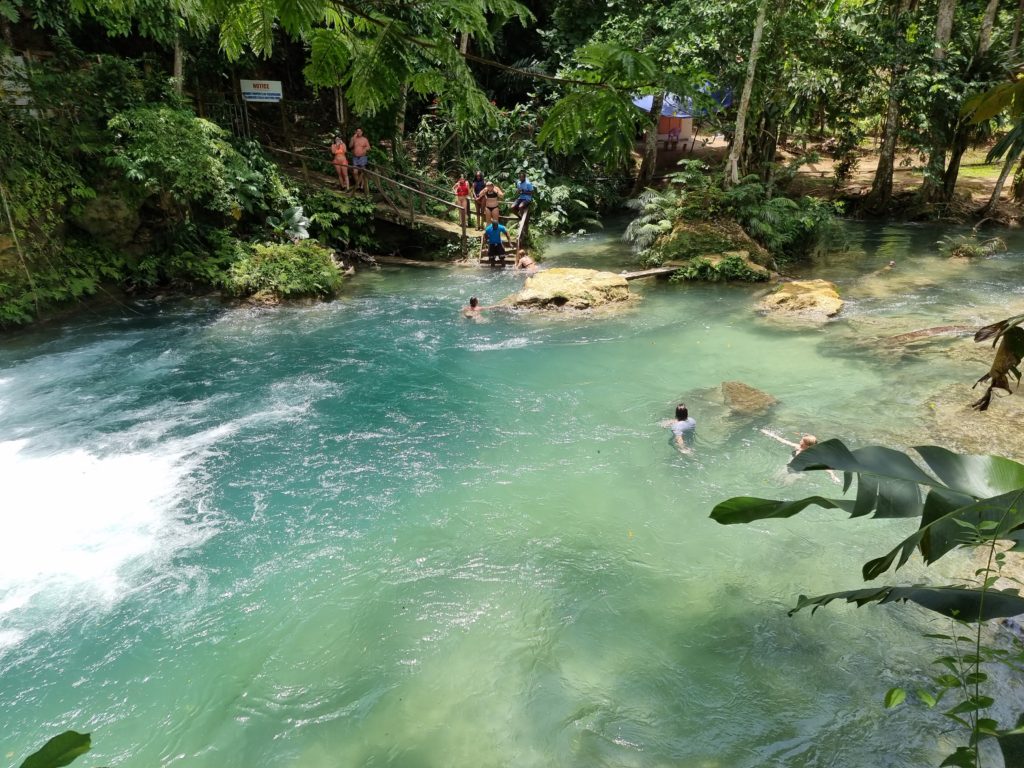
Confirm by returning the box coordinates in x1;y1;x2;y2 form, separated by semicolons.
504;268;631;310
721;380;779;415
922;383;1024;462
757;279;843;321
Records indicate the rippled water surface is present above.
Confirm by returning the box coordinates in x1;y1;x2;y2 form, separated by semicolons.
2;222;1024;767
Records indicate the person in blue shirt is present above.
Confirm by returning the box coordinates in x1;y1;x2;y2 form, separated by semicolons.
483;221;512;266
511;172;536;216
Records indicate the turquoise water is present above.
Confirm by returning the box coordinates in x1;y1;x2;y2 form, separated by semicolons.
2;223;1023;767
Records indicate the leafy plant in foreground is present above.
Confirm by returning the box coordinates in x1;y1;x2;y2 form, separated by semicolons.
16;730;99;768
712;440;1024;766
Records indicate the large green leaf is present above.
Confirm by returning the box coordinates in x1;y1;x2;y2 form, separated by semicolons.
710;494;854;525
790;585;1024;621
915;446;1024;498
19;731;91;768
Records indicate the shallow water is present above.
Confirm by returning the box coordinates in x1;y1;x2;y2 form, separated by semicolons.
2;222;1023;767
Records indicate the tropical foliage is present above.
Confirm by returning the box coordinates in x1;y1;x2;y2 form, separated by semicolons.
222;240;343;299
713;440;1024;766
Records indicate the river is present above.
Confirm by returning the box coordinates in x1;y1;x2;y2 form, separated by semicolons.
2;222;1022;767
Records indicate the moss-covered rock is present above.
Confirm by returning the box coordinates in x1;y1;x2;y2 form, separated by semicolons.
70;192;141;248
670;252;771;283
504;268;630;310
655;219;773;268
722;380;779;415
757;279;843;321
222;241;343;300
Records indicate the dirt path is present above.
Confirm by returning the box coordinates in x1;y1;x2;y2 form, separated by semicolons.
656;136;1010;208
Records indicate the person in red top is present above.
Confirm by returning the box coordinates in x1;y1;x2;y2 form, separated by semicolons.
330;135;349;190
452;174;471;227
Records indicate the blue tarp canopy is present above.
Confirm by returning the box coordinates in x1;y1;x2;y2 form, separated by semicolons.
632;89;732;117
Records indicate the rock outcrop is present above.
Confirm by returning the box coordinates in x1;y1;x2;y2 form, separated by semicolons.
721;380;778;415
757;279;843;321
71;193;141;248
504;268;631;310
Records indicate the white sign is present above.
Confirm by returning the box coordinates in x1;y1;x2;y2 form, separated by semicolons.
240;79;283;102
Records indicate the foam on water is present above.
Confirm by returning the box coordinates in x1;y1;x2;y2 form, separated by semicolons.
0;421;232;653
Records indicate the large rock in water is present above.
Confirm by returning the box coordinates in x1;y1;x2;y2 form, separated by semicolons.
722;380;778;415
757;279;843;321
505;268;630;310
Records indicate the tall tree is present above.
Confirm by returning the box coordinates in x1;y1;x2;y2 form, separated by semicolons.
725;0;768;186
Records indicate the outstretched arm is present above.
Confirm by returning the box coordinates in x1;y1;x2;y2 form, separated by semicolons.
759;428;798;449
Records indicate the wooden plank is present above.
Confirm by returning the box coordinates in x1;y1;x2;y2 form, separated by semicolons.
621;267;678;280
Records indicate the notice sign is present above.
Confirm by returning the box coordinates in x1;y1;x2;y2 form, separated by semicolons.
240;79;283;102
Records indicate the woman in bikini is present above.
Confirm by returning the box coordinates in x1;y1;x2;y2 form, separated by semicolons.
452;174;471;228
476;180;504;225
330;135;349;190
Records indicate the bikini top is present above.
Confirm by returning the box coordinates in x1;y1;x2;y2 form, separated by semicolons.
485;190;498;199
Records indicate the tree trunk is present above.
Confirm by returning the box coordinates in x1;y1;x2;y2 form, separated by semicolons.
173;33;184;95
866;70;904;210
919;0;957;203
0;16;14;49
978;0;1000;53
866;0;916;210
983;148;1020;214
1012;0;1024;58
632;91;664;194
938;0;998;202
392;82;408;162
725;0;769;187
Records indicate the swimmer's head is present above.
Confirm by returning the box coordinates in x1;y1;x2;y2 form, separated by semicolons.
799;434;818;449
888;260;896;267
675;404;688;420
469;297;479;308
517;249;528;257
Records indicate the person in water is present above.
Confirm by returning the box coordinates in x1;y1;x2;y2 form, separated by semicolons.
476;180;504;225
514;249;537;274
462;296;492;318
330;135;349;190
666;404;695;454
760;430;840;482
471;171;487;229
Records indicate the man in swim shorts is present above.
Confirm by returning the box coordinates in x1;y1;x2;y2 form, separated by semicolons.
350;128;371;192
483;220;512;266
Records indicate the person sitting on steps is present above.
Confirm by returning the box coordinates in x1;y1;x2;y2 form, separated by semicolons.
510;171;535;217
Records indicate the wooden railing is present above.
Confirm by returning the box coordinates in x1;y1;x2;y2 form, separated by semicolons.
260;144;532;261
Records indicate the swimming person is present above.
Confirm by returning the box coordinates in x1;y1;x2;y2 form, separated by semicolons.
665;404;695;454
514;249;537;274
462;296;494;318
760;429;840;483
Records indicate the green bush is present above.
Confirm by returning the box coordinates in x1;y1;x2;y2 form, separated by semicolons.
223;241;342;300
670;254;769;283
629;161;838;265
106;107;290;222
